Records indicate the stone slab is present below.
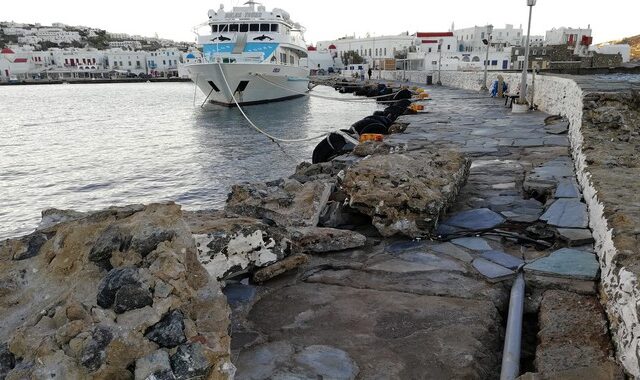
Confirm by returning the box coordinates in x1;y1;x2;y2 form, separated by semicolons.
556;228;595;247
431;242;474;263
539;199;589;229
367;252;466;273
236;341;360;380
244;283;504;379
385;240;429;254
554;179;581;199
442;208;505;232
304;267;508;306
480;251;524;270
472;258;516;282
451;237;493;251
524;248;599;281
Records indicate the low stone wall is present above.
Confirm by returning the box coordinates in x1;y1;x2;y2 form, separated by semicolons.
379;69;640;376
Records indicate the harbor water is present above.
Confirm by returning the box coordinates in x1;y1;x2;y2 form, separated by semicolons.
0;82;378;239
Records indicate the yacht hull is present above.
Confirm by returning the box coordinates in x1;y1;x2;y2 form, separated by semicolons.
186;63;309;106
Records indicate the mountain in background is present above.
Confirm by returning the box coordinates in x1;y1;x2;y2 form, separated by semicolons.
0;21;188;51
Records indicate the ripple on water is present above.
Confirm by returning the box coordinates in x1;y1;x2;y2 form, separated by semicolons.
0;82;379;239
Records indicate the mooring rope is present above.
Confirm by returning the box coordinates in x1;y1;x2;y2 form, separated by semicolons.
216;63;329;144
253;73;406;101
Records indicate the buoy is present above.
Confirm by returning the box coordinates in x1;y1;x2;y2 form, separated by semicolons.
360;123;388;135
359;133;384;143
312;132;356;164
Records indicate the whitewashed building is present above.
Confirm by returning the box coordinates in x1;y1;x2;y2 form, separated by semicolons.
317;33;417;66
146;48;180;77
0;47;34;80
454;24;523;53
34;28;82;44
105;49;147;75
301;46;341;72
108;41;143;50
545;26;593;56
591;44;631;63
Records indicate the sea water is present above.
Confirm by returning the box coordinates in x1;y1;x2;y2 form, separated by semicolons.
0;82;378;239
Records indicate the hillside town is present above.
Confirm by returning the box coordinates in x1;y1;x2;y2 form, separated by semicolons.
0;20;634;83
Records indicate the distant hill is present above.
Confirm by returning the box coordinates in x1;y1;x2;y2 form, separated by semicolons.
611;34;640;61
0;21;187;51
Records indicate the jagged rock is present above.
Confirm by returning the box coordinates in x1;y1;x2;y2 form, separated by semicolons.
37;208;87;230
342;149;470;238
13;232;48;261
104;331;157;369
185;210;292;280
353;141;391;157
0;343;15;379
170;343;211;380
0;203;232;379
113;284;153;314
318;201;371;229
226;179;333;228
89;225;133;267
135;350;174;380
33;350;89;379
145;310;186;348
97;267;142;308
288;227;367;253
388;122;408;134
55;320;86;345
290;161;347;184
80;325;113;371
253;254;310;283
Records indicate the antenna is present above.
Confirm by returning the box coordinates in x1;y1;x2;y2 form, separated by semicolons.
243;0;261;9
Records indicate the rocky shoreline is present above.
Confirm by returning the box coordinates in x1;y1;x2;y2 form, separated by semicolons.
1;87;452;379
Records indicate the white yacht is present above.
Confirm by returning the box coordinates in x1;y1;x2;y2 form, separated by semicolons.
187;1;310;106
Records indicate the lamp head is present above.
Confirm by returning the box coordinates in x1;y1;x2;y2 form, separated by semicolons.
527;0;537;5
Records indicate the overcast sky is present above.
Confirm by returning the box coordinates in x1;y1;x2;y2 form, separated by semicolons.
4;0;638;45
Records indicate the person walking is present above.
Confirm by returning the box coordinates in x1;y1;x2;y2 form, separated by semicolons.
367;67;372;80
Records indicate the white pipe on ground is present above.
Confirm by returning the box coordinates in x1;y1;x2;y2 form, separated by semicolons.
500;272;525;380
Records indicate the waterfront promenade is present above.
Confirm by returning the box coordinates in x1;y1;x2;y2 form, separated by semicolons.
227;84;621;379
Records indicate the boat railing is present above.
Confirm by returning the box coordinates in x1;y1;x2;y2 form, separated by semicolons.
202;55;264;64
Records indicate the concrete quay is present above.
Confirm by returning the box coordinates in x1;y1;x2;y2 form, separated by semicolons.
226;84;621;379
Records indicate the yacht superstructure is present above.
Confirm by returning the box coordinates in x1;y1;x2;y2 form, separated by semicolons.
186;1;310;106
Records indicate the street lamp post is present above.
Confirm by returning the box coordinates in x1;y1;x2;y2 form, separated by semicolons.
437;38;443;85
480;24;493;92
519;0;536;104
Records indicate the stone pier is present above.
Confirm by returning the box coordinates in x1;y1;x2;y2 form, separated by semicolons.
225;84;621;379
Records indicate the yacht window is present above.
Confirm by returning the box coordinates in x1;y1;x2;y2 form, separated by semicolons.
250;24;259;32
240;24;248;32
260;24;270;32
271;24;278;32
219;24;228;32
229;24;239;32
212;25;219;33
